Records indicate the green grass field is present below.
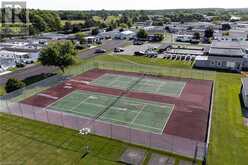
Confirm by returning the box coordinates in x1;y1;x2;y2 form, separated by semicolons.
61;20;85;25
95;55;193;69
0;113;196;165
0;86;5;96
207;73;248;165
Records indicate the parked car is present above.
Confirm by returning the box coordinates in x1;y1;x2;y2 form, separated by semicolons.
133;40;144;45
22;59;34;64
96;40;102;45
134;51;145;56
95;48;106;53
16;62;25;68
114;47;124;52
145;50;158;57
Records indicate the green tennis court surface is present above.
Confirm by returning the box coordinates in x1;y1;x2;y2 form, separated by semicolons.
91;73;186;97
49;90;174;134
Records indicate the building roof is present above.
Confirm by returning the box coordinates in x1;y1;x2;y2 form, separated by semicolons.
158;44;172;50
195;56;208;61
208;41;247;57
209;47;244;57
121;30;135;35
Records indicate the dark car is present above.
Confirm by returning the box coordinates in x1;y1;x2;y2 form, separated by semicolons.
114;47;124;52
134;51;145;56
96;40;102;45
133;40;144;45
95;48;106;53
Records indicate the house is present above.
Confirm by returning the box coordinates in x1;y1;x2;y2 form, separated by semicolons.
114;30;136;40
241;78;248;109
84;36;98;44
175;34;193;42
194;41;248;71
97;30;119;39
0;57;16;72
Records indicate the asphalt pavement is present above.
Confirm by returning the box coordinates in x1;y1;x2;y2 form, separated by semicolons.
0;40;129;85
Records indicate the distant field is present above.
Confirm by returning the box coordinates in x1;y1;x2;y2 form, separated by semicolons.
61;20;85;25
93;16;120;23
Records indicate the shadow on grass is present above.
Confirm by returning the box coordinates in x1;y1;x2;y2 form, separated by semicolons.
239;93;248;118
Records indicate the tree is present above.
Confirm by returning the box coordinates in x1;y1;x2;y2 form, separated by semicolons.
5;78;25;93
154;33;164;42
204;27;214;38
193;32;201;40
137;29;148;39
75;32;86;44
91;28;99;35
39;41;78;73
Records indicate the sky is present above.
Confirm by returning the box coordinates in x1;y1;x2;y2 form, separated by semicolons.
1;0;248;10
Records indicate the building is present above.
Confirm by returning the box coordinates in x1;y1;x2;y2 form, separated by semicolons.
175;34;193;42
0;57;16;72
114;30;136;40
241;78;248;109
214;30;248;42
194;41;248;71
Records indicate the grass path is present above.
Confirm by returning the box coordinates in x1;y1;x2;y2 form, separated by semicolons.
207;73;248;165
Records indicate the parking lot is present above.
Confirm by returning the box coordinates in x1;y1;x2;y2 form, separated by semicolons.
113;43;162;55
113;42;200;62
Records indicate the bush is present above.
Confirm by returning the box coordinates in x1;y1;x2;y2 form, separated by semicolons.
137;29;148;39
5;78;26;93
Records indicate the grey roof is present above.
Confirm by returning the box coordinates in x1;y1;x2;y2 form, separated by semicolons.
158;44;172;50
242;78;248;96
209;47;244;57
208;56;244;62
211;41;248;49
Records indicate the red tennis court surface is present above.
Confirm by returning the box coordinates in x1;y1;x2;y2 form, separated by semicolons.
22;69;213;142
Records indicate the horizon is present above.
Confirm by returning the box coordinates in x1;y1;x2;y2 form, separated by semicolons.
0;0;247;11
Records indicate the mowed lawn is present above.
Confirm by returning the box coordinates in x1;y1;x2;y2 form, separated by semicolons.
95;55;193;69
207;72;248;165
0;113;196;165
0;86;5;96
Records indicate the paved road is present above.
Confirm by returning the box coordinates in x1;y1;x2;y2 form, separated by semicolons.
0;40;129;85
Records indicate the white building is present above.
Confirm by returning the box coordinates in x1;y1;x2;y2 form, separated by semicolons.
114;30;136;40
0;57;16;72
194;41;248;71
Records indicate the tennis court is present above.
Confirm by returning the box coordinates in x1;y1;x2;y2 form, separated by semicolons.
90;73;186;97
49;90;174;134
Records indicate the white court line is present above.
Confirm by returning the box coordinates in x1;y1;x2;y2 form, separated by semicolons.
37;93;58;100
130;104;146;125
99;116;162;134
69;79;90;84
161;104;175;134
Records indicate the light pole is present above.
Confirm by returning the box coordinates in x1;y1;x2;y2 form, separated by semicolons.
79;127;91;157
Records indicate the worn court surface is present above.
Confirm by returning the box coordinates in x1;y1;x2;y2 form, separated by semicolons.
91;73;186;97
22;69;213;142
49;90;173;134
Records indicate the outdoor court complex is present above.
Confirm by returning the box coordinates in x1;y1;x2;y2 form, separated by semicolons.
20;68;213;158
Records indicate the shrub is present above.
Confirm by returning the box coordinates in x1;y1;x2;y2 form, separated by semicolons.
5;78;26;93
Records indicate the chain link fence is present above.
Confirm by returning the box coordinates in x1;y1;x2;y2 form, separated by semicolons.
0;60;215;161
